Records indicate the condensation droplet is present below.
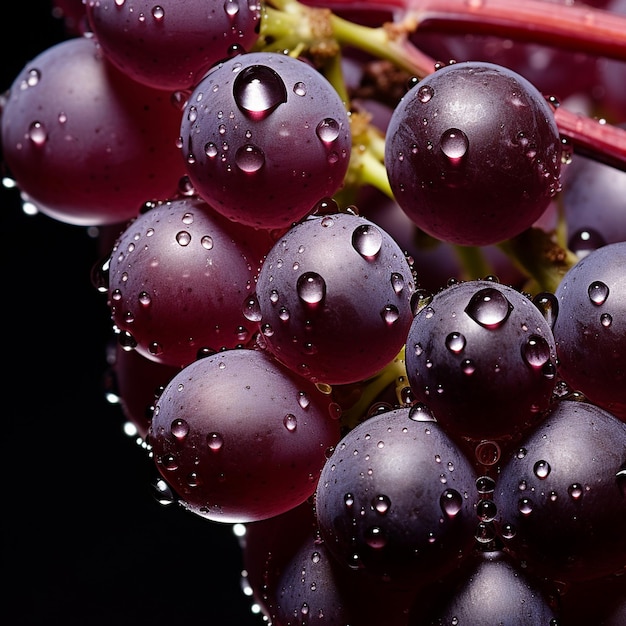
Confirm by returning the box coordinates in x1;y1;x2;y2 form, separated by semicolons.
316;117;340;143
417;84;434;103
440;488;463;518
390;272;405;294
588;280;609;305
533;291;559;328
171;418;190;440
235;144;265;173
445;331;466;353
440;128;469;162
297;272;326;305
372;494;391;514
283;413;297;432
380;304;400;325
522;334;551;368
365;526;387;549
465;287;513;328
233;64;287;120
352;224;383;258
176;231;191;246
409;402;436;421
533;459;551;479
207;432;224;451
568;483;584;499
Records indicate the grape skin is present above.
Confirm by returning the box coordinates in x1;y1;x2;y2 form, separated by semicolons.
552;242;626;420
253;211;416;385
85;0;262;91
385;61;562;246
149;347;342;524
0;36;185;226
179;52;352;229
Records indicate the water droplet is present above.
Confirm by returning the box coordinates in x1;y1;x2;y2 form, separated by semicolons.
440;128;468;162
445;331;466;353
568;483;584;499
283;413;297;432
293;81;306;96
152;477;176;506
296;272;326;305
224;0;240;17
176;231;191;246
461;358;476;375
316;118;340;143
365;526;387;549
440;488;463;518
243;294;262;321
152;5;165;20
380;304;400;325
207;432;224;451
588;280;609;305
465;287;513;328
522;334;551;368
475;440;501;466
568;228;606;258
518;497;534;515
409;402;436;421
600;313;613;327
533;459;551;479
233;64;287;120
344;493;354;509
235;144;265;173
372;494;391;514
390;272;405;294
298;391;311;409
416;84;434;103
171;418;190;439
533;291;559;328
476;475;496;494
351;224;383;258
28;121;47;146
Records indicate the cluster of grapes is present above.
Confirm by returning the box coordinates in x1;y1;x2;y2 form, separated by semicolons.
2;0;625;624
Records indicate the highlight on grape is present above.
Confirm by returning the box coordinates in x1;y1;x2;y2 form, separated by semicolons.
2;0;625;624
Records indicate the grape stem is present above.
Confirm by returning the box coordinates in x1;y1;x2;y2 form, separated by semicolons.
303;0;626;61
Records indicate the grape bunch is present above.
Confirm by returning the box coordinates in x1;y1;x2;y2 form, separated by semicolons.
2;0;626;625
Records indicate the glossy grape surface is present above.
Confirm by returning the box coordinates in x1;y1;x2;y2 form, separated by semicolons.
179;52;352;229
1;36;185;225
149;348;341;523
252;211;416;384
385;61;562;246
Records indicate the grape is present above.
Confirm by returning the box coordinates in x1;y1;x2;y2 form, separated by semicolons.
495;399;626;582
149;347;342;523
85;0;262;91
251;209;416;385
560;152;626;255
106;341;181;439
105;196;265;367
0;35;185;226
408;548;560;625
315;406;479;587
179;51;352;229
405;279;558;442
385;61;563;246
552;242;626;420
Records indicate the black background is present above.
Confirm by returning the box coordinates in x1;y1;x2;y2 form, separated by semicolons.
2;3;262;624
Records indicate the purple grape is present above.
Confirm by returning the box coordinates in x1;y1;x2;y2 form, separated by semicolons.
408;549;560;625
179;52;352;229
384;61;562;246
315;406;479;586
250;210;416;385
495;399;626;582
106;196;265;367
405;279;558;443
552;242;626;420
85;0;261;91
149;347;342;523
0;36;185;226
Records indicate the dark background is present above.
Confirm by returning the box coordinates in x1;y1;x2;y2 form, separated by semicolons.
2;3;263;624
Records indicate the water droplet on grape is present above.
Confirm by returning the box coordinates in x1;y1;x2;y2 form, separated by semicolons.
283;413;297;432
408;402;436;421
316;118;340;143
296;272;326;305
372;494;391;514
440;488;463;518
533;459;551;479
465;287;513;328
445;331;466;353
233;64;287;120
235;144;265;173
351;224;383;258
522;334;551;368
588;280;609;305
440;128;468;162
28;121;47;146
416;84;434;103
380;304;400;325
171;418;190;440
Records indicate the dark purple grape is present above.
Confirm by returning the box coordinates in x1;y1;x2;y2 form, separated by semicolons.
405;279;557;442
315;406;479;586
85;0;261;91
561;153;626;256
552;242;626;420
179;52;352;229
250;210;416;385
409;549;560;626
385;61;562;246
149;347;342;523
106;196;264;367
0;36;185;226
495;399;626;582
